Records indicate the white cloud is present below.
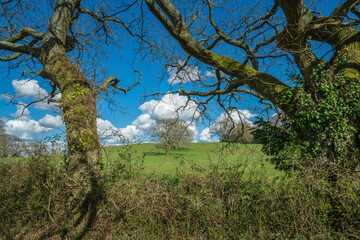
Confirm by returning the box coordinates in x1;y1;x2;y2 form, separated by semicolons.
11;103;31;120
4;104;58;140
33;93;61;110
5;119;51;140
198;109;256;142
167;61;216;84
97;93;201;144
167;61;200;84
39;114;65;128
97;118;119;138
204;70;216;78
120;125;144;139
12;79;47;98
132;94;203;141
139;93;200;122
45;141;66;154
0;94;12;101
216;109;256;126
132;114;156;130
97;118;143;145
187;122;198;140
199;127;214;142
11;79;61;110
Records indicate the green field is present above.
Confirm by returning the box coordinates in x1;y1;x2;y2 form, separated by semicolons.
102;142;282;178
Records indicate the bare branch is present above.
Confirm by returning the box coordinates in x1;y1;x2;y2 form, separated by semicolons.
351;5;360;18
0;40;33;55
5;27;44;43
95;70;141;95
332;0;360;21
78;6;152;46
0;52;22;61
187;11;199;28
238;2;279;42
146;0;288;105
18;70;41;78
206;0;259;70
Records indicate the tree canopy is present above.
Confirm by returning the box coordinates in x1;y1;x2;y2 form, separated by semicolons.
145;0;360;168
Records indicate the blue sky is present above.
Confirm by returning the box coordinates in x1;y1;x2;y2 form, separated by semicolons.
0;0;341;145
0;49;259;144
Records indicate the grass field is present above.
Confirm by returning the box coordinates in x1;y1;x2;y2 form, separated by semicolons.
102;142;282;178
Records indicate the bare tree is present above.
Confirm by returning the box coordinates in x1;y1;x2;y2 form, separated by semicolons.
145;0;360;167
0;119;23;157
149;118;194;155
0;0;144;234
213;119;253;144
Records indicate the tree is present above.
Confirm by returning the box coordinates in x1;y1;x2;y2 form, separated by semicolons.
0;119;23;157
0;0;142;233
213;119;253;144
149;118;194;155
145;0;360;169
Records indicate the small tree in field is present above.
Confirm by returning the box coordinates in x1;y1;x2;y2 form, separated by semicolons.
150;118;194;155
213;119;253;144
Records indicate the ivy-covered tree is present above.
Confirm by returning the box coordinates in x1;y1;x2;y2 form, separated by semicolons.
145;0;360;169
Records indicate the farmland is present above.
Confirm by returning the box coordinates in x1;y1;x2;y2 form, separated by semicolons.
102;142;282;177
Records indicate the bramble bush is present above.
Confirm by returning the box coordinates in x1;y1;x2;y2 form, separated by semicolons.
1;145;359;239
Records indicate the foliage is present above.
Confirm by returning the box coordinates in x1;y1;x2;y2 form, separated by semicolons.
254;55;360;172
281;56;360;168
104;138;145;181
1;148;359;239
252;119;294;171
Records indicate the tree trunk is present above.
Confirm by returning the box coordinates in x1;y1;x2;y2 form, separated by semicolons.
41;55;104;234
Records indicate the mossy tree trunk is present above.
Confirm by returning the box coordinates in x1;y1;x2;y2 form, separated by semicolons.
33;0;104;234
41;56;103;229
0;0;142;236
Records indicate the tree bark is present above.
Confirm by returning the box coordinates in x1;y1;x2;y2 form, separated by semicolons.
36;0;104;234
40;54;103;232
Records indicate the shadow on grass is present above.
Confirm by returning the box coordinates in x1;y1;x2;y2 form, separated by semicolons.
144;152;187;157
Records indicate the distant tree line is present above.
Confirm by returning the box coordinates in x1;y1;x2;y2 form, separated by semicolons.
0;120;23;157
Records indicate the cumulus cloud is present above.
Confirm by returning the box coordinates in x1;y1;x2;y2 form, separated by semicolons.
11;104;31;120
39;114;65;128
12;79;48;98
0;94;12;101
97;118;119;138
167;60;216;84
216;109;256;126
4;106;61;140
11;79;60;110
139;93;200;123
187;123;198;140
132;114;156;130
199;127;213;142
112;93;201;142
33;93;61;110
97;118;143;145
5;119;51;140
120;125;144;139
